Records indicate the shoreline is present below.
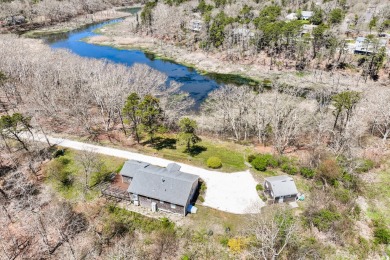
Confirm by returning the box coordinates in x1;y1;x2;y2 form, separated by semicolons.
83;16;387;92
22;6;140;38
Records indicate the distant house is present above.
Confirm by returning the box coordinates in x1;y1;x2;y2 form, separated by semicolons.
354;36;388;54
301;11;313;20
232;28;255;40
189;19;203;32
286;11;313;21
301;24;318;36
120;160;199;216
264;175;298;203
286;13;298;21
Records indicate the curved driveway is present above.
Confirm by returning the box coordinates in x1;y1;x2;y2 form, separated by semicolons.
35;134;264;214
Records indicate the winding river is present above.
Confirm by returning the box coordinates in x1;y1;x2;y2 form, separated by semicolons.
43;14;249;106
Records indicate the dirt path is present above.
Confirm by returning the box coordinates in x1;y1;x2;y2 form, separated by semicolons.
34;134;264;214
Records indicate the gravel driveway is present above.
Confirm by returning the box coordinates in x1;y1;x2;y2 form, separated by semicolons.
35;134;264;214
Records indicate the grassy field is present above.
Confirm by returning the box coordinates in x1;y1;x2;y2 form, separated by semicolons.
44;148;125;201
137;134;253;172
185;205;248;233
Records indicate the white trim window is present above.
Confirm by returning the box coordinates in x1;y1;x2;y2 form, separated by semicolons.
170;204;176;209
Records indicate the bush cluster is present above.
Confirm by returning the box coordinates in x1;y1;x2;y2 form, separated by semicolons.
256;184;263;191
250;153;278;171
281;163;298;175
300;167;316;178
311;209;341;231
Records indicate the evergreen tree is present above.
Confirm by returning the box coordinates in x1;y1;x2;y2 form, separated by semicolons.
138;94;164;143
178;117;201;152
122;92;141;143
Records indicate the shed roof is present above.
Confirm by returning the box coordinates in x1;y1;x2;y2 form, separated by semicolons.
264;175;298;197
128;162;199;206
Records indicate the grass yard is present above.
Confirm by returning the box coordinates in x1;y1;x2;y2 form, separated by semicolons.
138;134;253;172
44;148;125;201
184;205;248;234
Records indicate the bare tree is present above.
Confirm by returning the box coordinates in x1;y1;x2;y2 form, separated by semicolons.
246;206;298;260
76;148;103;193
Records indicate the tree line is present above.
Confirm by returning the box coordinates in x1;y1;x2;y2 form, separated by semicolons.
136;0;389;80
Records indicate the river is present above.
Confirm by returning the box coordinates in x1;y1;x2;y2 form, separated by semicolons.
42;12;257;107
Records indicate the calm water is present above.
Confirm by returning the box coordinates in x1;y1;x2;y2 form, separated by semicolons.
45;19;222;105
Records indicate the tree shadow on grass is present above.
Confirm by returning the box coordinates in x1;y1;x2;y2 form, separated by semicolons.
149;137;177;150
186;145;207;157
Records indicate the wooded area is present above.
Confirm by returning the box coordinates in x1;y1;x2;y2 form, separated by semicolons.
1;0;390;259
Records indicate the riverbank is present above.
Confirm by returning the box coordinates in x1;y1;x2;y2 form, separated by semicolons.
84;16;387;92
23;6;140;38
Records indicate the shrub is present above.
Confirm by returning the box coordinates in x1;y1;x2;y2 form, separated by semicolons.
247;154;256;163
90;169;110;187
198;195;205;203
312;209;341;231
250;154;279;171
374;227;390;244
300;167;316;178
334;188;351;204
160;217;174;229
355;159;375;173
200;181;207;193
181;255;190;260
259;194;267;202
251;157;267;171
261;153;279;168
228;238;247;253
207;157;222;169
52;149;65;158
57;170;73;186
47;160;73;187
57;156;71;165
256;184;264;191
220;237;229;247
281;163;298;175
318;159;341;182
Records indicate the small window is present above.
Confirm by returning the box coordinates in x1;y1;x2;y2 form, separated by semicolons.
160;201;164;204
171;204;176;209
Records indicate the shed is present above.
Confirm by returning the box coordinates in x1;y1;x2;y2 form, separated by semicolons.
264;175;298;203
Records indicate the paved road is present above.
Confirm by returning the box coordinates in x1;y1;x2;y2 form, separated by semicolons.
35;134;264;214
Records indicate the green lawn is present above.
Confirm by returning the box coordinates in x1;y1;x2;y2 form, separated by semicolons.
138;135;253;172
44;148;125;201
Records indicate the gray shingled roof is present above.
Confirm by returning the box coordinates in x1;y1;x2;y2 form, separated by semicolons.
127;162;199;206
120;160;150;178
264;175;298;197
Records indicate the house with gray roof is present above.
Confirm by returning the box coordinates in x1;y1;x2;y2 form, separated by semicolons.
354;36;388;54
120;160;199;216
301;11;313;20
264;175;298;203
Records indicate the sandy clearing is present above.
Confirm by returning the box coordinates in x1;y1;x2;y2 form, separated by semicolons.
33;134;264;214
